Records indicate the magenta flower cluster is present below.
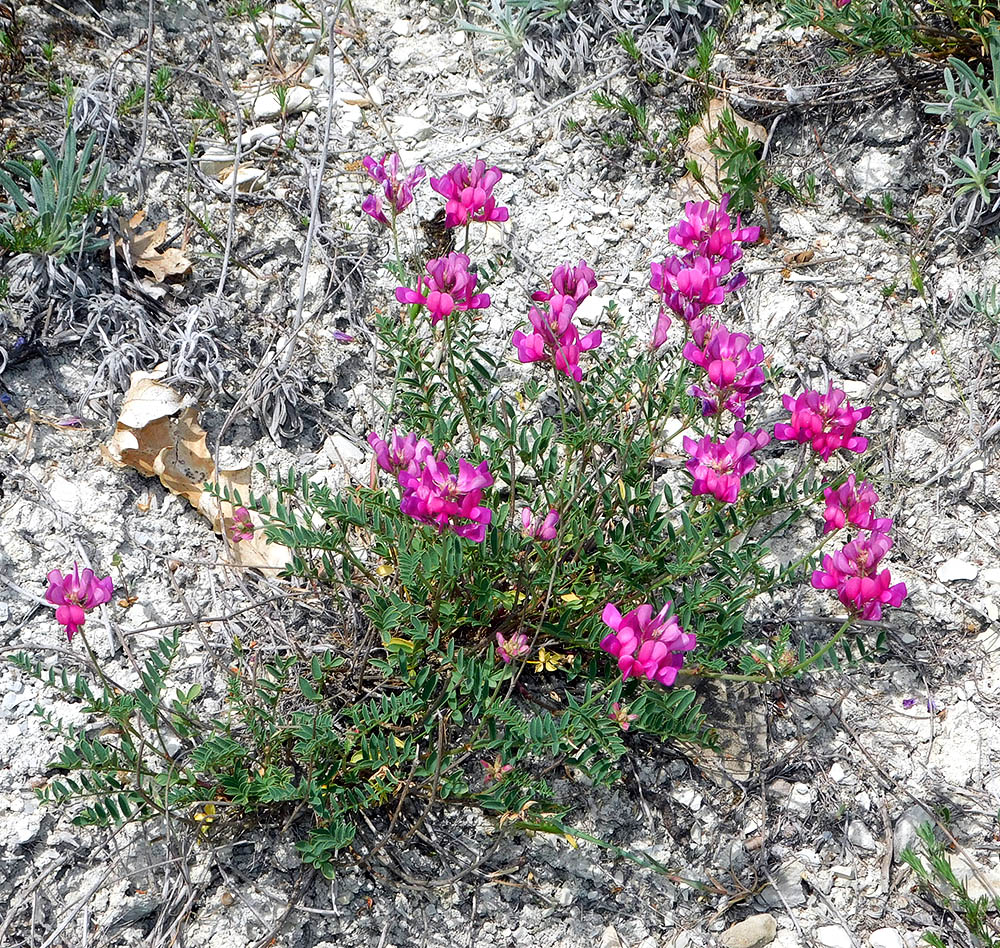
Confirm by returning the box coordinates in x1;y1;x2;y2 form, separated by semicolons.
811;530;907;621
774;385;872;461
45;563;114;641
649;195;760;348
822;474;892;535
430;159;509;228
512;261;602;383
395;251;490;326
369;430;493;543
683;424;771;504
683;324;766;419
361;153;425;228
599;601;697;686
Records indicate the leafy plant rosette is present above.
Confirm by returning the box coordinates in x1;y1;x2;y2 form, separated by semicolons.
15;155;908;882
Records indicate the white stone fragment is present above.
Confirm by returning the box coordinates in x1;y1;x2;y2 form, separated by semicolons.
936;558;979;583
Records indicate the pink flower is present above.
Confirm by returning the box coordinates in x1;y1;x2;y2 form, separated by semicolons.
481;754;513;785
361;153;425;227
398;455;493;542
367;429;439;478
600;601;697;687
822;475;892;534
609;702;638;731
496;631;530;663
811;531;907;620
649;255;726;326
683;424;770;504
532;260;597;306
834;0;850;7
430;159;509;228
511;295;602;383
45;563;114;642
395;252;490;326
683;324;766;418
774;385;872;461
668;194;761;266
230;507;254;543
520;506;559;541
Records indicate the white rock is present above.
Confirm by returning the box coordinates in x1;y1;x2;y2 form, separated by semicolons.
831;864;856;879
219;166;266;193
829;762;848;783
252;86;312;121
600;926;624;948
936;558;979;583
869;929;905;948
451;30;466;45
847;820;877;851
893;804;933;861
368;84;384;106
719;914;778;948
313;54;332;77
672;787;702;811
393;115;433;142
390;45;412;66
390;17;410;35
787;782;813;818
982;568;1000;585
853;148;906;195
324;434;365;467
241;123;281;147
199;146;234;176
816;925;853;948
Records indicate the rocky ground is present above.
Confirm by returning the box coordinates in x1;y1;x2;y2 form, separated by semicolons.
1;0;999;945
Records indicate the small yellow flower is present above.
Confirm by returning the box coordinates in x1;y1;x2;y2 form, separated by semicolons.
529;648;570;672
193;802;216;833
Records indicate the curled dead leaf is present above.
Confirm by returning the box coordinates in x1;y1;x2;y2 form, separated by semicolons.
118;211;193;283
102;366;291;573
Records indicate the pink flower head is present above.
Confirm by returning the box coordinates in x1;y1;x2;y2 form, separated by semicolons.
430;159;509;228
398;455;494;542
361;153;425;227
511;295;602;383
532;260;598;306
481;754;513;785
609;702;639;731
45;563;114;642
821;475;892;534
367;429;439;478
668;195;761;266
683;324;766;419
811;531;907;620
834;0;850;7
683;424;770;504
520;506;559;541
774;385;872;461
230;506;254;543
599;601;697;687
496;631;530;663
395;252;490;326
649;255;726;326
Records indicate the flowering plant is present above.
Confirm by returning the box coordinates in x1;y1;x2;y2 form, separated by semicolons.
21;165;910;885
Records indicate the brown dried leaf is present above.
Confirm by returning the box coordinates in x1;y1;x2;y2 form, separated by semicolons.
119;213;193;283
673;98;767;204
102;366;291;572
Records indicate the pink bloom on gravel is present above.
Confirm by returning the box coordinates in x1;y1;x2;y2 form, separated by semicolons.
398;455;494;542
395;252;491;326
532;260;597;306
683;324;766;418
822;475;892;534
45;563;114;642
496;631;530;663
683;424;770;504
669;195;761;266
230;506;255;543
511;294;602;383
609;702;639;731
520;506;559;541
774;385;872;461
481;754;513;785
649;255;726;325
811;531;907;620
600;601;697;687
361;153;425;227
430;159;510;228
367;429;439;478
